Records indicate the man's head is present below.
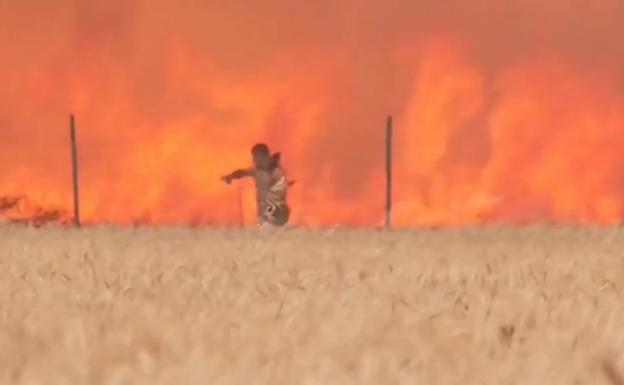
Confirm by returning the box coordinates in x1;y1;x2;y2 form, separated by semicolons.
251;143;271;170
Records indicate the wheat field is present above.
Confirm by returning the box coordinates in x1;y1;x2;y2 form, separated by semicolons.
0;224;623;384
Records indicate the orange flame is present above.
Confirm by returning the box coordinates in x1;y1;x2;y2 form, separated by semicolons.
2;1;624;226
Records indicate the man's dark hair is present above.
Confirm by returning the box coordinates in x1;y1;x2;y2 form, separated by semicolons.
251;143;270;156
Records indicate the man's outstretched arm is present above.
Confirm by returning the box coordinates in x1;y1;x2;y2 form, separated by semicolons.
221;168;254;184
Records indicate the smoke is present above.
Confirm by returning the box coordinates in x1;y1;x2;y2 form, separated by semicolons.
1;0;623;225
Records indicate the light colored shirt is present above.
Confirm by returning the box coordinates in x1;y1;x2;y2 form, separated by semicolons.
252;167;288;223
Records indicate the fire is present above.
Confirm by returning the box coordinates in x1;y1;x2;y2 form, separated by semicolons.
2;1;624;226
0;195;69;227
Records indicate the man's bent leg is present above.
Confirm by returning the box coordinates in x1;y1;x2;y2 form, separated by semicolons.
261;204;290;227
271;205;290;227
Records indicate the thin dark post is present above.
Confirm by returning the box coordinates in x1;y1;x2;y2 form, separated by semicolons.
70;114;81;227
385;115;393;228
237;184;245;226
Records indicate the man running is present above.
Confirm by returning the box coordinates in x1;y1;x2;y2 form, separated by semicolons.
221;143;291;226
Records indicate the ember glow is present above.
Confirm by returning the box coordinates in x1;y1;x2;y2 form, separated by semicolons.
2;0;624;226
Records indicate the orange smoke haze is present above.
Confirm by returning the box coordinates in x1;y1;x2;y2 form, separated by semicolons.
1;0;624;226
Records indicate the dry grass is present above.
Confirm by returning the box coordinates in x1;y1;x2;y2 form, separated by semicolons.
0;224;623;384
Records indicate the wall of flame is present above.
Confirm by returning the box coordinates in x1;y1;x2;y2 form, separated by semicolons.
2;0;624;226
